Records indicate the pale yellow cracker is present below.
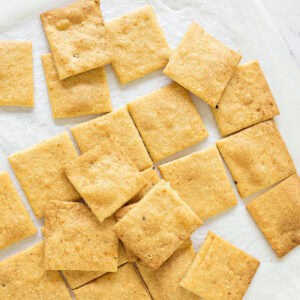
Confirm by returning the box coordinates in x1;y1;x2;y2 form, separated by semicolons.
127;83;208;162
180;232;260;300
0;41;34;106
0;242;71;300
44;200;118;271
41;0;111;79
216;120;296;198
247;174;300;258
63;242;129;289
212;61;279;136
129;167;160;203
9;132;80;218
74;263;151;299
137;245;199;300
42;53;112;119
113;180;202;269
163;22;241;107
106;6;171;84
0;171;36;250
159;146;237;220
71;107;152;171
65;137;145;222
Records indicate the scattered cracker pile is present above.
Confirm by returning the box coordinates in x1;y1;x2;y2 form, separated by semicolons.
0;0;299;299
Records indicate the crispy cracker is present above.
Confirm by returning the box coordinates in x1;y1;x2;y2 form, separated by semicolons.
180;232;260;300
163;22;241;107
247;174;300;258
129;167;160;203
212;61;279;136
71;107;152;171
106;6;171;84
216;120;296;198
44;200;118;271
0;171;36;250
74;263;150;299
159;146;237;220
65;137;145;222
9;132;80;218
0;41;34;106
63;242;129;289
137;245;199;300
127;83;208;162
113;180;202;269
0;242;71;299
41;0;111;79
42;53;112;119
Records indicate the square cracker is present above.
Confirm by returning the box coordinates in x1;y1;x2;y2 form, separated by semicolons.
40;0;111;79
63;243;130;289
0;242;71;300
163;22;241;107
180;232;260;300
65;137;145;222
212;61;279;136
0;41;34;106
127;83;208;162
44;200;118;271
42;53;112;119
9;132;81;218
113;180;202;269
137;245;199;300
247;174;300;258
159;145;237;220
0;171;37;250
71;107;152;171
74;263;150;299
216;120;296;198
106;6;171;84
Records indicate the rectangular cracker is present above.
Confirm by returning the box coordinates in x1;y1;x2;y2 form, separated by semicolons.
127;83;208;162
113;180;202;269
212;60;279;136
42;53;112;118
9;132;81;218
0;242;71;299
159;146;237;220
41;0;111;79
44;200;118;271
106;6;171;84
73;263;151;299
163;22;242;107
0;171;36;250
180;232;260;300
0;41;34;106
64;137;145;222
63;242;130;289
247;174;300;258
71;107;152;171
137;245;199;300
216;120;296;198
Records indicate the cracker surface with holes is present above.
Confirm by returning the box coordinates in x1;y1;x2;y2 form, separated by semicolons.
164;22;241;107
42;53;111;118
9;132;81;218
181;232;260;300
159;146;237;220
106;6;170;84
113;180;202;269
41;0;111;79
247;174;300;258
127;83;208;162
217;120;296;198
212;61;279;136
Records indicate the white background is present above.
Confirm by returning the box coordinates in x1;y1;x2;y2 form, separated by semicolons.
0;0;299;299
